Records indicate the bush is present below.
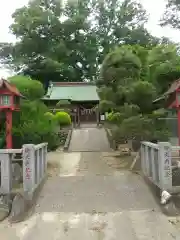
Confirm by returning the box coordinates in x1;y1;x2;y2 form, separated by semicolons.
114;115;153;142
55;111;71;126
107;112;122;124
44;112;55;121
12;100;59;150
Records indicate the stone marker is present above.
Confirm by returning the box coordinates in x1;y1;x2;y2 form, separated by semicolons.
9;193;29;223
0;195;12;221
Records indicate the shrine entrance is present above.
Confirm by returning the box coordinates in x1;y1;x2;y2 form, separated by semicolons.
79;105;97;123
71;102;100;126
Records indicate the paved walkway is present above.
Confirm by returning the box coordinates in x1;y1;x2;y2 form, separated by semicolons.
0;126;180;239
68;127;111;152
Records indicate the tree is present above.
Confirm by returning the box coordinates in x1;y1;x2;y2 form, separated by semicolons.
98;44;172;142
161;0;180;29
8;75;45;100
147;44;180;94
99;45;142;88
0;0;162;85
126;81;157;114
12;100;59;150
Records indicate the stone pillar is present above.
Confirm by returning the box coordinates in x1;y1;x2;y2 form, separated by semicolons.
0;153;12;194
96;105;100;126
22;144;36;193
158;142;172;191
77;106;80;127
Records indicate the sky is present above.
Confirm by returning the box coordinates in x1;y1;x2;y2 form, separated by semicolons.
0;0;180;77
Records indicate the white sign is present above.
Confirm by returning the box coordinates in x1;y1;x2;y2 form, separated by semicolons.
100;115;105;121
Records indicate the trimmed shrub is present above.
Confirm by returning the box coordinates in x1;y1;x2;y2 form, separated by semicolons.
55;111;71;126
44;112;55;120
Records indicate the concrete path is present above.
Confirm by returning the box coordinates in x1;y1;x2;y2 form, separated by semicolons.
68;127;111;152
1;151;178;239
0;126;180;239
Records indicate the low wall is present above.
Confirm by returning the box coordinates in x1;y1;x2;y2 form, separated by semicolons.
0;143;48;222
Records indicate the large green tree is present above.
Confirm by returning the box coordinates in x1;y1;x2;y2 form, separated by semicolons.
0;0;161;85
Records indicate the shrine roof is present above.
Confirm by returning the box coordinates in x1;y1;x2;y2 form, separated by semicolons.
153;79;180;103
43;82;99;102
0;79;23;97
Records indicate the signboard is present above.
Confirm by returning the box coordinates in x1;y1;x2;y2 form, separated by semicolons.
100;115;105;121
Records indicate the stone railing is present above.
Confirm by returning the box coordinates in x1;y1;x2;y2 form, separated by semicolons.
0;148;22;194
141;141;180;193
23;143;48;196
0;143;48;195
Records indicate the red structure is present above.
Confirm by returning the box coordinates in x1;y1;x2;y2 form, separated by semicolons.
0;79;23;149
154;79;180;146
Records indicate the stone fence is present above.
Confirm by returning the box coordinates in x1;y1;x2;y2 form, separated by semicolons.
141;141;180;194
0;143;48;196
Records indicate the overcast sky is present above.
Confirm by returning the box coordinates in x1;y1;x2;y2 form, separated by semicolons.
0;0;180;77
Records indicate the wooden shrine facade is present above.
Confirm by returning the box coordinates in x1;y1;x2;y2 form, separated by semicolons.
42;82;100;126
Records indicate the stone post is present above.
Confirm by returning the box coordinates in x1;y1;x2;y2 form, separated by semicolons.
0;153;12;194
158;142;172;191
44;144;48;172
22;144;36;193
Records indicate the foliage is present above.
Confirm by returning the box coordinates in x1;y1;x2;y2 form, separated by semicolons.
44;112;55;121
99;44;175;142
99;100;115;113
99;46;142;87
147;45;180;94
112;113;170;142
126;81;157;113
118;115;153;140
0;0;178;145
12;100;59;150
107;112;122;125
161;0;180;29
55;111;71;126
8;75;45;100
0;0;165;84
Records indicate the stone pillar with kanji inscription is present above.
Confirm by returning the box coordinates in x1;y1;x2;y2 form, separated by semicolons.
23;144;36;193
158;142;172;191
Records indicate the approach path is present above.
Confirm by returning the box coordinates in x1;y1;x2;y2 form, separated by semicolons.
0;125;179;239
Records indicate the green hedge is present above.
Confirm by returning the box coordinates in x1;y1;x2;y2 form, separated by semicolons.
55;111;71;126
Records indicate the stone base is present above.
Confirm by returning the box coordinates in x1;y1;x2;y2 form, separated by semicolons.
9;175;47;223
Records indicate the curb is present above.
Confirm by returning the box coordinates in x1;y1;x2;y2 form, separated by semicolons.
104;127;117;150
8;176;47;223
63;128;73;151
